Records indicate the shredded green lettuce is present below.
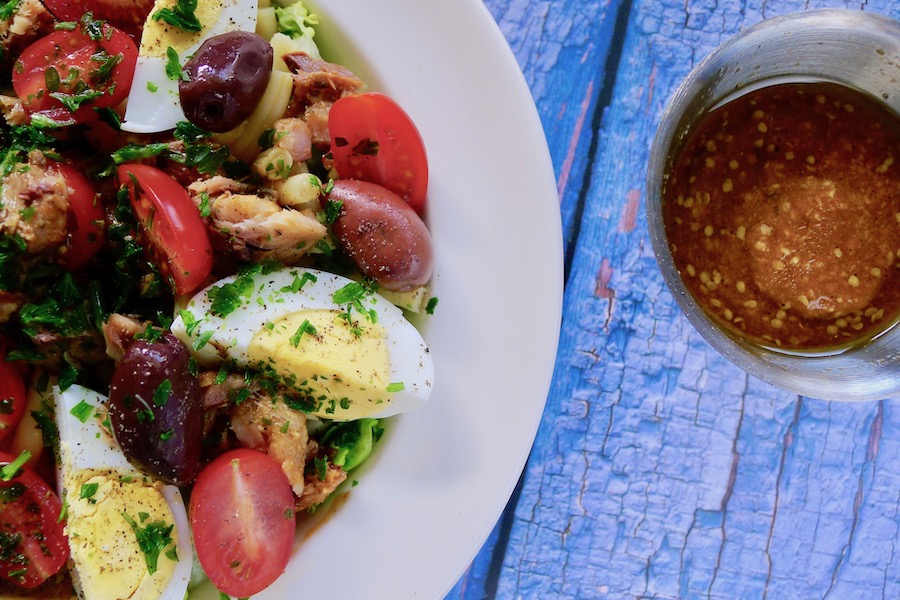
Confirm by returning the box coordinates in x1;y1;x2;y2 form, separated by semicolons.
275;0;321;59
324;418;384;471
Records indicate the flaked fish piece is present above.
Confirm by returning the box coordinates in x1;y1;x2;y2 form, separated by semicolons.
0;151;69;254
230;396;310;497
189;179;327;264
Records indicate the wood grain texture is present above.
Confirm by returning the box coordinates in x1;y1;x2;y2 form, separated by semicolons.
451;0;900;598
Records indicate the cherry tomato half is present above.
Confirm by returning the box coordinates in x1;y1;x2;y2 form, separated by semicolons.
329;92;429;214
0;359;25;444
0;452;68;589
117;164;213;295
50;163;105;271
190;449;296;597
41;0;154;40
12;19;138;125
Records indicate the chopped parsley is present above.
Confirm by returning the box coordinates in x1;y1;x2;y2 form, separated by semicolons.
31;402;58;449
320;198;343;225
152;379;172;407
314;456;328;481
0;451;30;481
0;0;21;20
79;482;99;503
288;319;317;347
152;0;202;32
164;47;186;81
425;296;439;315
0;482;25;502
214;364;229;385
206;270;258;317
173;121;210;143
111;142;170;164
198;192;211;217
179;310;202;336
58;361;79;392
192;330;214;351
280;271;317;294
70;400;95;423
122;512;177;575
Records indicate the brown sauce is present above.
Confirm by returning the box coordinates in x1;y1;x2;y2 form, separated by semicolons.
664;82;900;351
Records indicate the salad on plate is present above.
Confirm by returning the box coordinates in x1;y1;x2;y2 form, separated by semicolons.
0;0;436;597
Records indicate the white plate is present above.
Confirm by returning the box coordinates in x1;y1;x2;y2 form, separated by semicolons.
198;0;562;597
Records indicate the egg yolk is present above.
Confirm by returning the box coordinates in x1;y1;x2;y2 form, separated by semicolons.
139;0;225;56
247;309;392;420
64;470;179;600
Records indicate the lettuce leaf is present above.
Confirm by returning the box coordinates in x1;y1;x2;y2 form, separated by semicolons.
275;0;321;59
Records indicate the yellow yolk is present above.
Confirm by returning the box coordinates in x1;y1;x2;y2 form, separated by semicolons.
63;469;180;600
247;309;392;420
139;0;230;56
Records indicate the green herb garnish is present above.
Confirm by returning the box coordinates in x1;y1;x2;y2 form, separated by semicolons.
0;451;30;481
79;482;99;502
152;379;171;407
152;0;201;32
69;400;94;423
288;319;317;347
164;47;184;81
121;512;176;575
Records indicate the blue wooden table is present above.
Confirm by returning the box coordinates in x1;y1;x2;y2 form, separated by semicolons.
449;1;900;598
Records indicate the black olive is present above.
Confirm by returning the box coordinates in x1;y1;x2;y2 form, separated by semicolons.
108;333;203;485
179;31;273;132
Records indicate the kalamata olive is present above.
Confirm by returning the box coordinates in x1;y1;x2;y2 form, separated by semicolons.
108;333;203;485
179;31;273;132
329;179;434;291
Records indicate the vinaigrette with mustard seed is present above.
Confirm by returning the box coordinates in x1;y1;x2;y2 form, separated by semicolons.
664;82;900;351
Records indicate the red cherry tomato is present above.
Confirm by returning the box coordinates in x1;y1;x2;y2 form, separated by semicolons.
41;0;154;40
12;19;137;125
0;360;25;444
0;451;68;589
329;92;429;214
117;164;213;295
190;449;296;597
50;163;105;271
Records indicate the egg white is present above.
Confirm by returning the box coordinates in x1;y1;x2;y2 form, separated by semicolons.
171;266;434;419
54;385;193;600
121;0;259;133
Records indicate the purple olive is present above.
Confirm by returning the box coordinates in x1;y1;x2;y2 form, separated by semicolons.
179;31;273;132
108;333;203;485
329;179;434;291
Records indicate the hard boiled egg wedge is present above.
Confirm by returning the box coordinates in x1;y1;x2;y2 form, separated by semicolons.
121;0;258;133
54;384;193;600
171;266;434;421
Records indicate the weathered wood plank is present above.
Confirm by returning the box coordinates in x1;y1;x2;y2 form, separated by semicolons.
448;0;626;595
452;0;900;598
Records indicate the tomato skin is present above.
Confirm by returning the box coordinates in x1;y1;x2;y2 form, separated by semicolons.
0;360;26;444
41;0;153;40
190;449;296;597
329;92;429;214
117;164;213;295
50;163;105;271
0;452;68;589
12;21;138;125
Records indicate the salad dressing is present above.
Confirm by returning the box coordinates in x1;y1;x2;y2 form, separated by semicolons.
664;82;900;351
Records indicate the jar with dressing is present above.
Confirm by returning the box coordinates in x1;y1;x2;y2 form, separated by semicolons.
647;10;900;401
